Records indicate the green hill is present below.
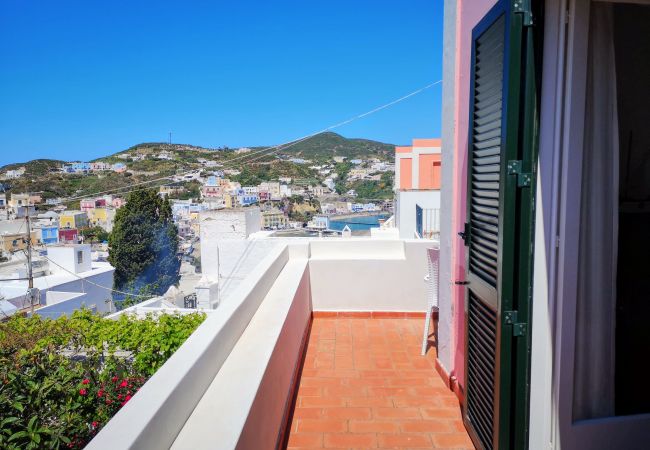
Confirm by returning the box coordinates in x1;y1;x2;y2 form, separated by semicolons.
0;132;397;201
253;132;395;161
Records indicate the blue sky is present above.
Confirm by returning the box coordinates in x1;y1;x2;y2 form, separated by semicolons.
0;1;443;166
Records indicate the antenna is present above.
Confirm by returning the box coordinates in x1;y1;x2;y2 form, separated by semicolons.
25;194;34;314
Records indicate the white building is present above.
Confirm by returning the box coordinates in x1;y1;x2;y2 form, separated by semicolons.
394;139;442;239
0;244;115;318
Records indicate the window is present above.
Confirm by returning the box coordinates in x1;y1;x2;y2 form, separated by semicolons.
77;250;83;264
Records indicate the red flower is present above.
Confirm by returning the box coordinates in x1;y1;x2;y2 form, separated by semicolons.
91;421;98;428
119;380;128;388
125;394;132;402
117;394;122;400
82;379;90;385
79;388;87;396
97;389;104;398
111;376;118;382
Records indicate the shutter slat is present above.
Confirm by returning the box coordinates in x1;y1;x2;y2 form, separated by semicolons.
466;15;504;449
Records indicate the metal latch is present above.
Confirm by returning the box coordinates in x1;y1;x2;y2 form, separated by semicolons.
513;0;534;26
458;222;471;246
507;160;532;187
454;280;470;286
504;310;527;337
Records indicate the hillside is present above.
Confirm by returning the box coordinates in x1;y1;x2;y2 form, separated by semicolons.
0;132;396;202
251;132;395;161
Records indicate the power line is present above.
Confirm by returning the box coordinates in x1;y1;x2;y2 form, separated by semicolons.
42;254;152;299
57;81;441;205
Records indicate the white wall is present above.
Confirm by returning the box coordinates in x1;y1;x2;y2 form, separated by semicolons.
396;190;441;239
47;244;92;274
34;269;114;319
199;208;261;242
309;239;434;312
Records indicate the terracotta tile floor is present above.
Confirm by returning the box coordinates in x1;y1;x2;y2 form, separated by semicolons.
287;317;474;449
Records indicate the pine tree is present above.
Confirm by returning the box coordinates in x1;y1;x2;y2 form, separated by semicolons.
108;189;180;296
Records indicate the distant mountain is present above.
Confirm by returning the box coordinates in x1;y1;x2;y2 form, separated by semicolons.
253;132;395;160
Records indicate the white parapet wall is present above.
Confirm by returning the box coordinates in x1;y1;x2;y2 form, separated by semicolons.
309;239;434;312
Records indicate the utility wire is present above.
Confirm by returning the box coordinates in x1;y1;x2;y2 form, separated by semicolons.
57;80;441;205
42;254;152;299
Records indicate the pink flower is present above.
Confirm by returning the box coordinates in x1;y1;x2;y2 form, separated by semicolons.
82;379;90;385
111;376;118;382
119;380;128;388
117;394;122;400
79;388;87;396
91;421;98;428
97;389;104;398
125;394;132;402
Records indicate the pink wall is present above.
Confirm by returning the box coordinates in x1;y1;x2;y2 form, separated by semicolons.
419;154;442;189
399;158;413;190
236;266;312;450
450;0;498;391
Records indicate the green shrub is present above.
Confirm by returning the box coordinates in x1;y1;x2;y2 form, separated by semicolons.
0;310;205;449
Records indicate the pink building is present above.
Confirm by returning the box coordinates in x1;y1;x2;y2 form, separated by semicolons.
394;138;442;238
80;199;95;212
437;0;650;448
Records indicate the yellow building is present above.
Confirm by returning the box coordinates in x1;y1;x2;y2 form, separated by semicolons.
262;209;288;229
86;208;116;231
224;194;239;209
59;211;89;229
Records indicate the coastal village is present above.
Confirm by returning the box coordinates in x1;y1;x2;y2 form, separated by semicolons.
0;138;441;319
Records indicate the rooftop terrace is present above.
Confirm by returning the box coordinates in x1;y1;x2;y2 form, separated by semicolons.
87;239;472;449
288;316;472;449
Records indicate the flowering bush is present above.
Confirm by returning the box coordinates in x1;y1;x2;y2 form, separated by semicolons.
0;310;205;449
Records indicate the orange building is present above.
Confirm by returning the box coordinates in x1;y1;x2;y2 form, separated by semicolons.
394;138;441;238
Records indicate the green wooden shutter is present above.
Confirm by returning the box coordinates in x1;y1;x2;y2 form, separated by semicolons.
463;1;539;449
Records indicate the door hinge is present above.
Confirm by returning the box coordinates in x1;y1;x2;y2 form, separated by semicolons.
458;222;471;246
507;160;532;187
504;310;527;337
513;0;534;26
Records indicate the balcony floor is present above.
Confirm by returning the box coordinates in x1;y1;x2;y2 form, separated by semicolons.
287;317;474;449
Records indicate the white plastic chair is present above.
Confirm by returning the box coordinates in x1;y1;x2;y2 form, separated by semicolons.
421;246;439;355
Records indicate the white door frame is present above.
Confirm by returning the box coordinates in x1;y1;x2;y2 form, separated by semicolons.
530;0;650;448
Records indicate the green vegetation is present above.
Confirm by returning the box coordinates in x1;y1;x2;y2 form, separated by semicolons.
251;132;394;162
108;189;180;296
348;172;394;201
79;226;109;243
0;310;205;449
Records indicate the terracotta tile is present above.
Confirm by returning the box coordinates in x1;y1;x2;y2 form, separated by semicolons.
430;433;475;449
288;318;470;450
346;397;394;408
373;407;422;419
349;420;400;433
322;407;372;420
399;419;453;433
377;433;433;448
324;385;367;398
298;418;347;433
323;433;377;448
301;397;346;408
420;407;462;420
294;408;324;419
288;433;324;448
299;386;322;397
